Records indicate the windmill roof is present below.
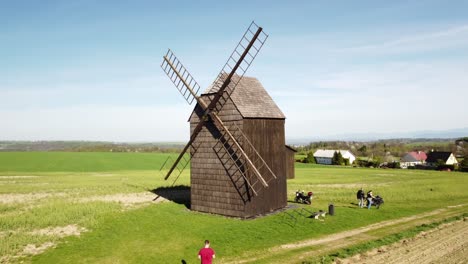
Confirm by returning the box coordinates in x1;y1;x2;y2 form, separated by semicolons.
285;145;297;152
203;76;285;119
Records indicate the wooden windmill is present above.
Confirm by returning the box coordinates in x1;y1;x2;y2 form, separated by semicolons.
160;22;287;218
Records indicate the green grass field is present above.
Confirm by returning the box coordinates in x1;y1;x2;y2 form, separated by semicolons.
0;152;467;263
0;152;179;172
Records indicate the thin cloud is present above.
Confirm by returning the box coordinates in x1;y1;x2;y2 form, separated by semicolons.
313;61;468;93
335;24;468;54
281;59;468;139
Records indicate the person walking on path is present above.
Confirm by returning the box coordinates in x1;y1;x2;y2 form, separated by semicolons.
367;190;375;209
356;188;365;208
198;240;215;264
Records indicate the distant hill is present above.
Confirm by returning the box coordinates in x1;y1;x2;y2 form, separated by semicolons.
2;127;467;152
287;127;468;145
0;141;185;152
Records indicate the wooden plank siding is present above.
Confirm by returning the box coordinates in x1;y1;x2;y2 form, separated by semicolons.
190;96;247;217
242;119;287;216
189;97;287;218
285;146;296;179
187;76;287;218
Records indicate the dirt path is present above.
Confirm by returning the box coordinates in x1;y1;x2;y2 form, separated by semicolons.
335;219;468;264
222;204;467;264
279;207;447;250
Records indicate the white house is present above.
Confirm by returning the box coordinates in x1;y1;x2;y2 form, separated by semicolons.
400;151;427;168
425;151;458;167
313;149;356;165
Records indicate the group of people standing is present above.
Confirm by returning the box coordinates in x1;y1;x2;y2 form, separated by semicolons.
356;188;374;209
199;189;380;263
199;188;380;263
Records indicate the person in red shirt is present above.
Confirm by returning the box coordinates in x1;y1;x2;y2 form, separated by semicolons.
198;240;215;264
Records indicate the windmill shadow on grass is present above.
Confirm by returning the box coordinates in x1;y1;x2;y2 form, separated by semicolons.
150;185;191;209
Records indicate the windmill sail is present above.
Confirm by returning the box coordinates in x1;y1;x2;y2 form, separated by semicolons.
213;122;278;199
159;141;201;185
206;21;268;114
159;21;276;199
161;49;201;105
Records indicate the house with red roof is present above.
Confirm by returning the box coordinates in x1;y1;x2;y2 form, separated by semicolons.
400;151;427;168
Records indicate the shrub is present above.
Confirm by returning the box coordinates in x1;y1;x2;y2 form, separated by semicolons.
332;151;344;165
459;158;468;172
437;164;455;171
386;161;400;169
303;152;316;164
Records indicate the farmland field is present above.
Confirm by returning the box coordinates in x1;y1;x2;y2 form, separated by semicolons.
0;152;467;263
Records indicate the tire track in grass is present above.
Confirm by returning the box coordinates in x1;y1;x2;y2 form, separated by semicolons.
339;219;468;264
221;204;467;264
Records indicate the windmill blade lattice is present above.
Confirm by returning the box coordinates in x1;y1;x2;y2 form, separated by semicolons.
159;21;275;198
207;21;268;114
161;49;201;105
159;140;201;186
213;121;277;198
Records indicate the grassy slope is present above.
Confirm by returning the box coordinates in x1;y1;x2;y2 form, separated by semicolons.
0;152;467;263
0;152;179;172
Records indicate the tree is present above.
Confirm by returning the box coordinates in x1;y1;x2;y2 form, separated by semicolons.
436;159;446;167
332;151;344;165
358;145;367;156
343;158;349;166
459;158;468;172
303;151;316;164
373;156;383;167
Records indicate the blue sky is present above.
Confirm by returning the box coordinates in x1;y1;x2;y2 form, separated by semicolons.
1;1;468;142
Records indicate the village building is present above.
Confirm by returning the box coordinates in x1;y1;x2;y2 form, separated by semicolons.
425;151;458;167
313;149;356;165
285;145;297;179
400;151;427;168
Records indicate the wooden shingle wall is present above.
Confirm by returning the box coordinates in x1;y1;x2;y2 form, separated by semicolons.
285;147;296;179
242;119;287;217
190;97;248;217
188;87;287;217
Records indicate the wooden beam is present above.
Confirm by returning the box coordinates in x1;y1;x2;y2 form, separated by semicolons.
211;113;268;188
162;56;209;110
